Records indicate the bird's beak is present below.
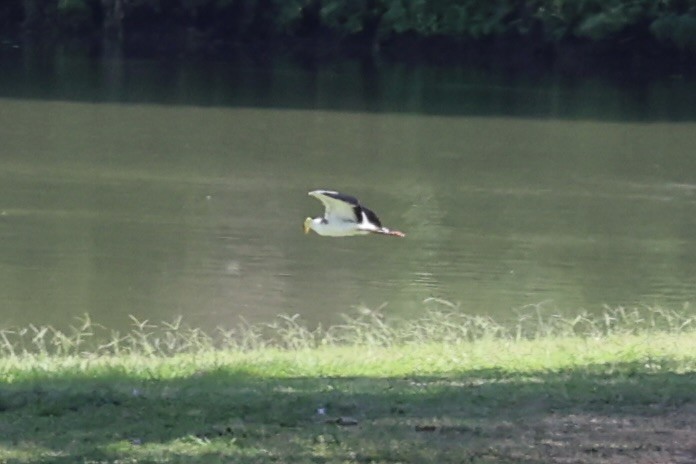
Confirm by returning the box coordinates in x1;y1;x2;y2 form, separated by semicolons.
303;218;311;234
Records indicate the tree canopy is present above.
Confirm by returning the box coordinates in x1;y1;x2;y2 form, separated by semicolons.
2;1;695;66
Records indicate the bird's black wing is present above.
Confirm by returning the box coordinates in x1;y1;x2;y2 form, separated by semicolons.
357;206;383;228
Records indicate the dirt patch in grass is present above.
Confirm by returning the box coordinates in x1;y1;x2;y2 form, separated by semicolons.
438;404;696;463
304;377;696;464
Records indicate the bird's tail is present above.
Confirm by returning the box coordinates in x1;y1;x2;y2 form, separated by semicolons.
379;228;406;238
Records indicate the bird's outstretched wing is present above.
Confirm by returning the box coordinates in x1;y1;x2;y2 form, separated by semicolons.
308;190;361;223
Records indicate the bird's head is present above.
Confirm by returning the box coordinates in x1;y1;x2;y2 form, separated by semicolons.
303;217;313;234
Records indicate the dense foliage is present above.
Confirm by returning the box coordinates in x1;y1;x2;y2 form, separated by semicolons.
2;1;696;58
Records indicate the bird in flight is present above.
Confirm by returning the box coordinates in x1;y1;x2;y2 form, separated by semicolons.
304;190;406;237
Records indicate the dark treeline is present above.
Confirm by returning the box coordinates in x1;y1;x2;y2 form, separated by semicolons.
2;0;695;69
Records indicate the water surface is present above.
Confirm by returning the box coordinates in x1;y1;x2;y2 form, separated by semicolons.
1;46;696;331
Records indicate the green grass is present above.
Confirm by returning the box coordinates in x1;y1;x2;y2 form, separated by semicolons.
0;305;695;463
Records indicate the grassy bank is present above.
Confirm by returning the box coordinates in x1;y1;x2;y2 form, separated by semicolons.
1;306;695;463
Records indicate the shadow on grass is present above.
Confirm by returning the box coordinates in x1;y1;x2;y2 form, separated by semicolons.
1;362;694;463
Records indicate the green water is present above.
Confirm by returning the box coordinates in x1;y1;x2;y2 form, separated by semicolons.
1;45;696;331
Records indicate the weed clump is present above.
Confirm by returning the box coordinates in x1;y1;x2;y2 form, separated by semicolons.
0;302;692;358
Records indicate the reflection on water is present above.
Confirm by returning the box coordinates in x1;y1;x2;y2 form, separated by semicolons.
1;46;696;331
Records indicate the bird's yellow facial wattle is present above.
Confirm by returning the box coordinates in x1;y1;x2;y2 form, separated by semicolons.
303;217;312;234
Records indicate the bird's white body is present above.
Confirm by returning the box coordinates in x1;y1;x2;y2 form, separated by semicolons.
305;217;374;236
304;190;405;238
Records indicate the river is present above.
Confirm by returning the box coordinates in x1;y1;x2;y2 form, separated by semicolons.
1;43;695;331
